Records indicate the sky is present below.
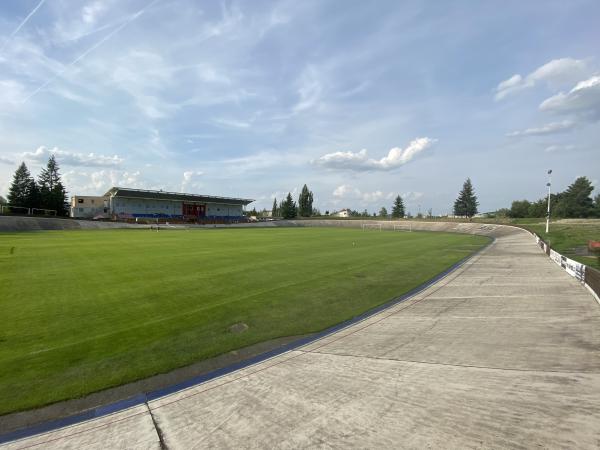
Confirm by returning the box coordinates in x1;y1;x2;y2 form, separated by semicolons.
0;0;599;215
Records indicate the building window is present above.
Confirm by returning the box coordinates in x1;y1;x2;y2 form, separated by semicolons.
91;199;95;204
78;198;84;204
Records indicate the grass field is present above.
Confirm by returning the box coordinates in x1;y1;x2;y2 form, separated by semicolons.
511;219;600;270
0;227;489;415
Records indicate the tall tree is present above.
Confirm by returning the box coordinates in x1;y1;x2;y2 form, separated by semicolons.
0;195;6;205
554;176;594;218
379;206;388;217
527;199;547;218
391;195;405;218
272;197;278;217
298;184;314;217
38;155;68;215
7;162;35;208
281;192;297;219
593;194;600;218
509;200;531;218
453;178;479;218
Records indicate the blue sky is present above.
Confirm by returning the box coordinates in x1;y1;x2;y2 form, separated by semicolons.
0;0;599;214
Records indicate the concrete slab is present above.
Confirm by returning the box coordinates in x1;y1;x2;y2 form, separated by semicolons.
2;405;159;450
3;224;600;449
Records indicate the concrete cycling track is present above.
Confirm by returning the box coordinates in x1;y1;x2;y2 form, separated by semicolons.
1;222;599;449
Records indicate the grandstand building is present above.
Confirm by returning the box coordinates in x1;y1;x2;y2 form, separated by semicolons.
105;187;254;221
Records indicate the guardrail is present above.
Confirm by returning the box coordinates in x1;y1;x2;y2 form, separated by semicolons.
533;233;600;303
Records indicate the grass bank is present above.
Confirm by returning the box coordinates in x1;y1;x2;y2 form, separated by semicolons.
0;227;488;414
510;219;600;269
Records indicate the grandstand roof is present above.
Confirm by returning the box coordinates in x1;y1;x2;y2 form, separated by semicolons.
104;187;254;205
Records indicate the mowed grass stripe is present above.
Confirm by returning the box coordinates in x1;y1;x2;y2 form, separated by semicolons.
0;227;489;414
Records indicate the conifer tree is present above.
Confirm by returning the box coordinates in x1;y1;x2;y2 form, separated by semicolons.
8;162;35;208
453;178;479;218
281;192;297;219
379;206;388;217
391;195;405;218
298;184;314;217
554;176;594;218
272;197;278;217
38;155;68;215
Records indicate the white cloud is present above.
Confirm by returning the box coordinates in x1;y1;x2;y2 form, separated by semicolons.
212;118;251;129
402;191;424;202
332;185;389;204
94;170;142;190
207;2;244;38
506;120;576;137
333;184;358;198
82;1;108;25
181;170;203;192
0;156;15;165
495;74;525;99
195;65;232;85
495;58;590;100
544;144;576;153
539;75;600;121
60;168;150;195
315;137;435;171
293;66;322;113
23;146;123;167
361;190;385;202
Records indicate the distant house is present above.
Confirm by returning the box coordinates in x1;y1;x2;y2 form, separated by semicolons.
70;196;108;219
332;209;350;218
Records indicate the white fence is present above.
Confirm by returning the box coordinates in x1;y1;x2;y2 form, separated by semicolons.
534;234;586;283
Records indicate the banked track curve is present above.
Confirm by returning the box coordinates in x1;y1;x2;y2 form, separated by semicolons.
1;222;599;449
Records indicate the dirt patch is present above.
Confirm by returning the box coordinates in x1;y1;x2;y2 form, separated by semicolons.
229;322;249;334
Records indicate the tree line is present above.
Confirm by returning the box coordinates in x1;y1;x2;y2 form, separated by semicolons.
383;178;479;220
269;185;411;220
270;184;317;219
4;156;69;216
266;178;480;221
502;176;599;219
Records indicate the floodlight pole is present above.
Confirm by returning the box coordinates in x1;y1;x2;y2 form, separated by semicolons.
545;169;552;234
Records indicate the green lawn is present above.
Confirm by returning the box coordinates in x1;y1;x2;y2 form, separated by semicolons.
511;219;600;269
0;227;489;415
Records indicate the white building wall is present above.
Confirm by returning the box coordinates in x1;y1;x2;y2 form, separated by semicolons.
71;196;107;218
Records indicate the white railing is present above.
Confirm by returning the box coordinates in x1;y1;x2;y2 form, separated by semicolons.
533;233;598;303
